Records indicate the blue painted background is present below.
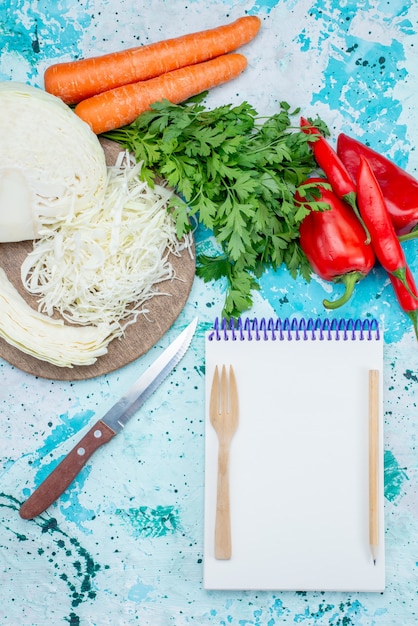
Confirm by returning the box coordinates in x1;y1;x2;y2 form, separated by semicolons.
0;0;417;624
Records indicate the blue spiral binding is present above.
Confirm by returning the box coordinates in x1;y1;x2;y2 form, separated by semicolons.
208;317;381;341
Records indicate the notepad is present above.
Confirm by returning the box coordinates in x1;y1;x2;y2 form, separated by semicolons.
204;317;385;591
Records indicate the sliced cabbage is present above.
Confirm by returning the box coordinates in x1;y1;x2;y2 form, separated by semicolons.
0;268;118;367
0;81;107;242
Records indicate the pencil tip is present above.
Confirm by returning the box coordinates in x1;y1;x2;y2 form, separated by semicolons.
370;544;378;564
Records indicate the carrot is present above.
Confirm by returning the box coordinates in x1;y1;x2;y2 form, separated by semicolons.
44;16;261;105
74;53;248;135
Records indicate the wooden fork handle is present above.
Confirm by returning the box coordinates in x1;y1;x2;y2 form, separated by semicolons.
214;443;232;559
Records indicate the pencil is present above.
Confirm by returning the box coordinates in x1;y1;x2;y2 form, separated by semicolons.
369;369;379;565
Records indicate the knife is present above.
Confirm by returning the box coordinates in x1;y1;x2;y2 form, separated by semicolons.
19;317;198;520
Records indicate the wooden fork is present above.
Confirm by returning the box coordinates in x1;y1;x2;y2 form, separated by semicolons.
209;364;239;560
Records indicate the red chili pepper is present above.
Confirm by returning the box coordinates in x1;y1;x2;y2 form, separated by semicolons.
295;178;375;309
356;155;418;299
300;117;370;242
389;266;418;340
337;132;418;237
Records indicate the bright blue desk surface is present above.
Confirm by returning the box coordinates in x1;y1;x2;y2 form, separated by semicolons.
1;1;417;624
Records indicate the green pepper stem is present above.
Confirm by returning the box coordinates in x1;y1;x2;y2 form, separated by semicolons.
398;229;418;243
322;271;363;310
342;191;371;244
406;311;418;341
392;267;418;300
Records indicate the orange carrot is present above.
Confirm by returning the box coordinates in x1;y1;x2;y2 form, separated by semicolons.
44;16;260;105
75;53;248;135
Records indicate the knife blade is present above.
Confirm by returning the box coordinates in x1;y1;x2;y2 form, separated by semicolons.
19;317;198;520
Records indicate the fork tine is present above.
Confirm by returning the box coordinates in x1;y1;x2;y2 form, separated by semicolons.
221;364;228;414
210;365;220;417
211;364;238;419
228;365;238;420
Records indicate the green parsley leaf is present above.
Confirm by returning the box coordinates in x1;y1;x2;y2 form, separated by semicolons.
104;94;324;319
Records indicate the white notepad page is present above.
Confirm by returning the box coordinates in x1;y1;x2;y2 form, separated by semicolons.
204;318;385;591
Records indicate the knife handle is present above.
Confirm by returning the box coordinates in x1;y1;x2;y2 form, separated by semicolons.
19;419;116;520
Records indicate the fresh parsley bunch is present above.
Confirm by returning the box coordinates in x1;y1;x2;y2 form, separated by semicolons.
105;93;326;318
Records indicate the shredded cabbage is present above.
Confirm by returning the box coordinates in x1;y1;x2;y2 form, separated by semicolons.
21;152;192;334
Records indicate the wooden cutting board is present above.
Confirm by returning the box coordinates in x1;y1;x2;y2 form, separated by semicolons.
0;139;195;380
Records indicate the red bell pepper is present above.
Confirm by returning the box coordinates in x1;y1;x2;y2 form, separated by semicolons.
337;132;418;237
389;266;418;341
300;117;370;243
356;155;417;299
295;178;375;309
